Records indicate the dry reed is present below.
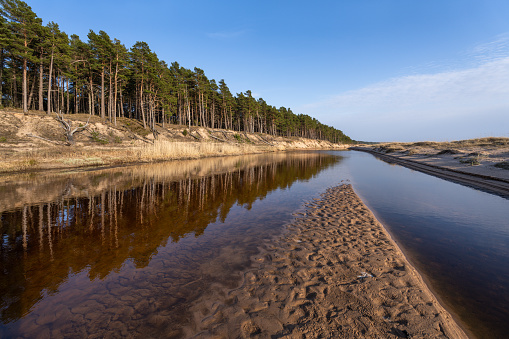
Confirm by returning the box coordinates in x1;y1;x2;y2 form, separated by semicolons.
138;141;264;160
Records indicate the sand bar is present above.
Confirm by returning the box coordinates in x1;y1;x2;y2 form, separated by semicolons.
185;184;468;338
351;147;509;197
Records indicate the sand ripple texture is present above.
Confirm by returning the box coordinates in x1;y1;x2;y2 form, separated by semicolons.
186;184;468;339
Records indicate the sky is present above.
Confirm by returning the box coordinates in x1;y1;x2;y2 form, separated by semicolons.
27;0;509;142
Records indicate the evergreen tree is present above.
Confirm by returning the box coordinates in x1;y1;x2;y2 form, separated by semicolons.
0;14;11;106
0;0;352;143
0;0;42;112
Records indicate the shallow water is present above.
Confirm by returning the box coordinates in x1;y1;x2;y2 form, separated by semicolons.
0;152;344;337
343;151;509;339
1;150;508;338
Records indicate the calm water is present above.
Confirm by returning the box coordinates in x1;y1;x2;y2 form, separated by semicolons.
1;151;508;338
0;152;345;338
343;151;509;339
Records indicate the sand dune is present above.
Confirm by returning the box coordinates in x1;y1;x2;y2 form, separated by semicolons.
185;184;468;338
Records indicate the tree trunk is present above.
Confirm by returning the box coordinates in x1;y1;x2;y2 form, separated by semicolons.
66;77;70;114
57;72;61;113
100;66;105;119
12;73;16;107
38;60;43;111
89;74;94;115
114;59;118;125
22;57;27;113
140;82;146;128
47;49;54;114
27;74;36;110
120;85;124;118
108;60;113;122
0;48;4;106
211;100;215;129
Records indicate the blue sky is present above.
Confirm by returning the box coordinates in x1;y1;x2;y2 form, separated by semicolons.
29;0;509;142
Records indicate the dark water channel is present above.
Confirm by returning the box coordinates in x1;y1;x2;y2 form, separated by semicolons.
1;151;508;338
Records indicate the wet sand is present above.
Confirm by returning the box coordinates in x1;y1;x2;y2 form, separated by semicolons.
185;184;468;338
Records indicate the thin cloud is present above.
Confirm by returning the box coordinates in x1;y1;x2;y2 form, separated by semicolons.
302;56;509;141
471;32;509;64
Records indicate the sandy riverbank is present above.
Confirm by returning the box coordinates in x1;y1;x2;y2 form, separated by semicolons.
351;145;509;197
185;184;468;338
0;111;347;174
355;138;509;182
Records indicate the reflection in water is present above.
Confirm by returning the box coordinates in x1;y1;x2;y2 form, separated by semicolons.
345;151;509;339
0;152;339;337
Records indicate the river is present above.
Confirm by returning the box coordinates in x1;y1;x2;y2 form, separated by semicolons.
0;151;508;338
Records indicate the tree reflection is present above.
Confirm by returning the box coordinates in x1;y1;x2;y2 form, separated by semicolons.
0;152;339;323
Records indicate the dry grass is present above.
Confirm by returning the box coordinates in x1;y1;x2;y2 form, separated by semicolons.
138;141;264;160
0;141;270;174
375;137;509;151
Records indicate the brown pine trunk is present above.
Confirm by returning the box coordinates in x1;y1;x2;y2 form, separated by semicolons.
120;85;124;118
27;74;36;110
109;60;113;122
100;66;105;119
211;100;215;129
47;49;54;114
0;48;4;106
89;73;94;115
114;58;118;125
22;35;28;113
66;78;70;113
140;82;146;128
74;76;78;113
38;60;43;111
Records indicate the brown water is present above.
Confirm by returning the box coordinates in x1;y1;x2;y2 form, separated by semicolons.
0;152;341;338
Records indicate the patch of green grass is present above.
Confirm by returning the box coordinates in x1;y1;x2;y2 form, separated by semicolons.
124;121;150;137
234;134;242;142
182;129;188;136
90;131;109;144
0;136;6;142
460;157;481;166
114;136;122;143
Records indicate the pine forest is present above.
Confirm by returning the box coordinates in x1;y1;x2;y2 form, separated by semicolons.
0;0;352;144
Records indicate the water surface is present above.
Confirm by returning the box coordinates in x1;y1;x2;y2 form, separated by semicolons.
0;152;343;337
343;151;509;339
1;150;508;338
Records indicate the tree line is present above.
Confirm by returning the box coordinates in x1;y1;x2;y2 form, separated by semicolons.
0;0;352;143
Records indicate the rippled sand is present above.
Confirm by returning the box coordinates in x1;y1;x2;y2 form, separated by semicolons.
186;184;468;338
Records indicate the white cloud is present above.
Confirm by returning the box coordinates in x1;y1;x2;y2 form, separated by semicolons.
302;56;509;142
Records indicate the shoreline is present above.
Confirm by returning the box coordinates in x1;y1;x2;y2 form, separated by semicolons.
0;111;348;175
185;184;468;338
351;147;509;197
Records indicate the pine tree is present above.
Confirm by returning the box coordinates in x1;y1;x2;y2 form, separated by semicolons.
0;1;352;143
0;15;11;106
0;0;42;113
45;22;67;114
